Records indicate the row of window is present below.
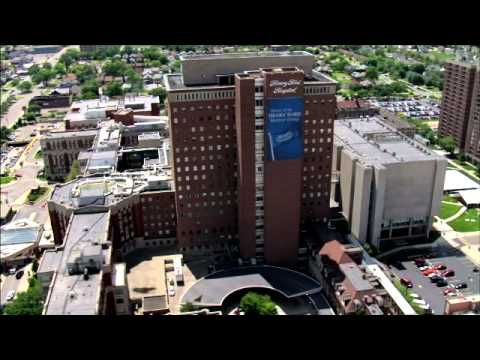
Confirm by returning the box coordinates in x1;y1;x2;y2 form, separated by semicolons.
173;104;234;112
173;114;234;124
171;90;235;103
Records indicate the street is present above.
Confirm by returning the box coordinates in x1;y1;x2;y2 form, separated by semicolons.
0;264;31;306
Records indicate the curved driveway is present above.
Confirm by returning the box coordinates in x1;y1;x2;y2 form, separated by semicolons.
181;265;322;307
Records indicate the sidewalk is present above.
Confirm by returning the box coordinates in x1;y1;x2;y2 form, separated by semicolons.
443;206;467;223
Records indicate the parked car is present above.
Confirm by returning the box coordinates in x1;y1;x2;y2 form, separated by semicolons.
9;267;16;275
433;263;446;270
419;266;431;271
6;290;15;301
422;268;438;276
414;258;426;267
443;288;456;296
455;282;468;290
442;269;455;277
429;274;442;283
15;270;24;279
436;278;448;287
473;267;479;273
400;277;413;288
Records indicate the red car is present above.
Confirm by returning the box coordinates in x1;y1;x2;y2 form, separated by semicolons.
400;277;413;288
442;269;455;277
443;288;456;296
433;263;446;270
414;258;426;267
422;268;438;276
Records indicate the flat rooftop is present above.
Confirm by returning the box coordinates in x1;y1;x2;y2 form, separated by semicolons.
44;212;110;315
180;51;313;61
444;169;480;192
42;129;98;139
66;96;159;123
334;117;442;166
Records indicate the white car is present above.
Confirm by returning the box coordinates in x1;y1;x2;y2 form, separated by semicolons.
168;287;175;297
419;266;431;271
9;268;17;275
6;290;15;302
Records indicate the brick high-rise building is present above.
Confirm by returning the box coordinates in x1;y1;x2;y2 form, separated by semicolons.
165;52;337;265
465;67;480;163
439;60;480;163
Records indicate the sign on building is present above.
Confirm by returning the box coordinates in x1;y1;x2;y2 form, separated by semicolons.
265;97;304;161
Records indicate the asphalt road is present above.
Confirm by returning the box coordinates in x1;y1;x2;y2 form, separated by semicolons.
0;135;45;207
0;270;24;305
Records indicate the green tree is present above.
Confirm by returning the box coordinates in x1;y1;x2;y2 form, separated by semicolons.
149;87;167;104
28;103;41;114
103;60;129;77
81;79;100;100
65;160;80;182
71;64;96;83
410;63;426;74
3;277;43;315
28;64;40;76
54;62;66;76
105;81;123;97
180;302;196;313
407;71;425;86
17;80;32;93
240;292;278;315
365;67;379;81
32;68;55;86
438;136;457;154
10;79;20;87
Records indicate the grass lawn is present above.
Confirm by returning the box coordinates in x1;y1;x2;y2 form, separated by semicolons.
452;160;477;173
26;187;49;204
393;279;425;315
0;175;15;185
332;71;352;86
448;208;480;232
443;194;459;204
439;202;463;219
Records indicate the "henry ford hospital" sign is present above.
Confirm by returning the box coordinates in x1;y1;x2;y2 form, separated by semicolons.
269;79;301;95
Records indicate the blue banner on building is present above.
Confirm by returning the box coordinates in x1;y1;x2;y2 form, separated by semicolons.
265;97;304;161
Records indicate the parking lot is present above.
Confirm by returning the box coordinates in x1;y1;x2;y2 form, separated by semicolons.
389;253;480;314
371;99;440;119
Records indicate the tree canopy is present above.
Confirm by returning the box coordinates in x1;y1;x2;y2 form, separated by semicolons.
3;277;43;315
149;87;167;104
239;292;278;315
17;80;32;93
65;160;80;182
105;81;123;97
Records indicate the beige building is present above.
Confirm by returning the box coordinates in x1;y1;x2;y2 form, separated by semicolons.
332;117;447;251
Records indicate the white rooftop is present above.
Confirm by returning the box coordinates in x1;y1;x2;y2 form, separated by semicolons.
444;170;480;192
458;189;480;206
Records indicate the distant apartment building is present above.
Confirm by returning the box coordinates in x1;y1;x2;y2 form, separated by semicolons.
332;117;447;251
439;60;480;163
165;51;337;265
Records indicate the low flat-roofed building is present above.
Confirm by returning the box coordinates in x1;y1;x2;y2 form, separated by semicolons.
458;189;480;207
333;117;447;251
0;218;43;268
443;169;480;193
310;239;406;315
42;211;111;315
337;99;380;119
